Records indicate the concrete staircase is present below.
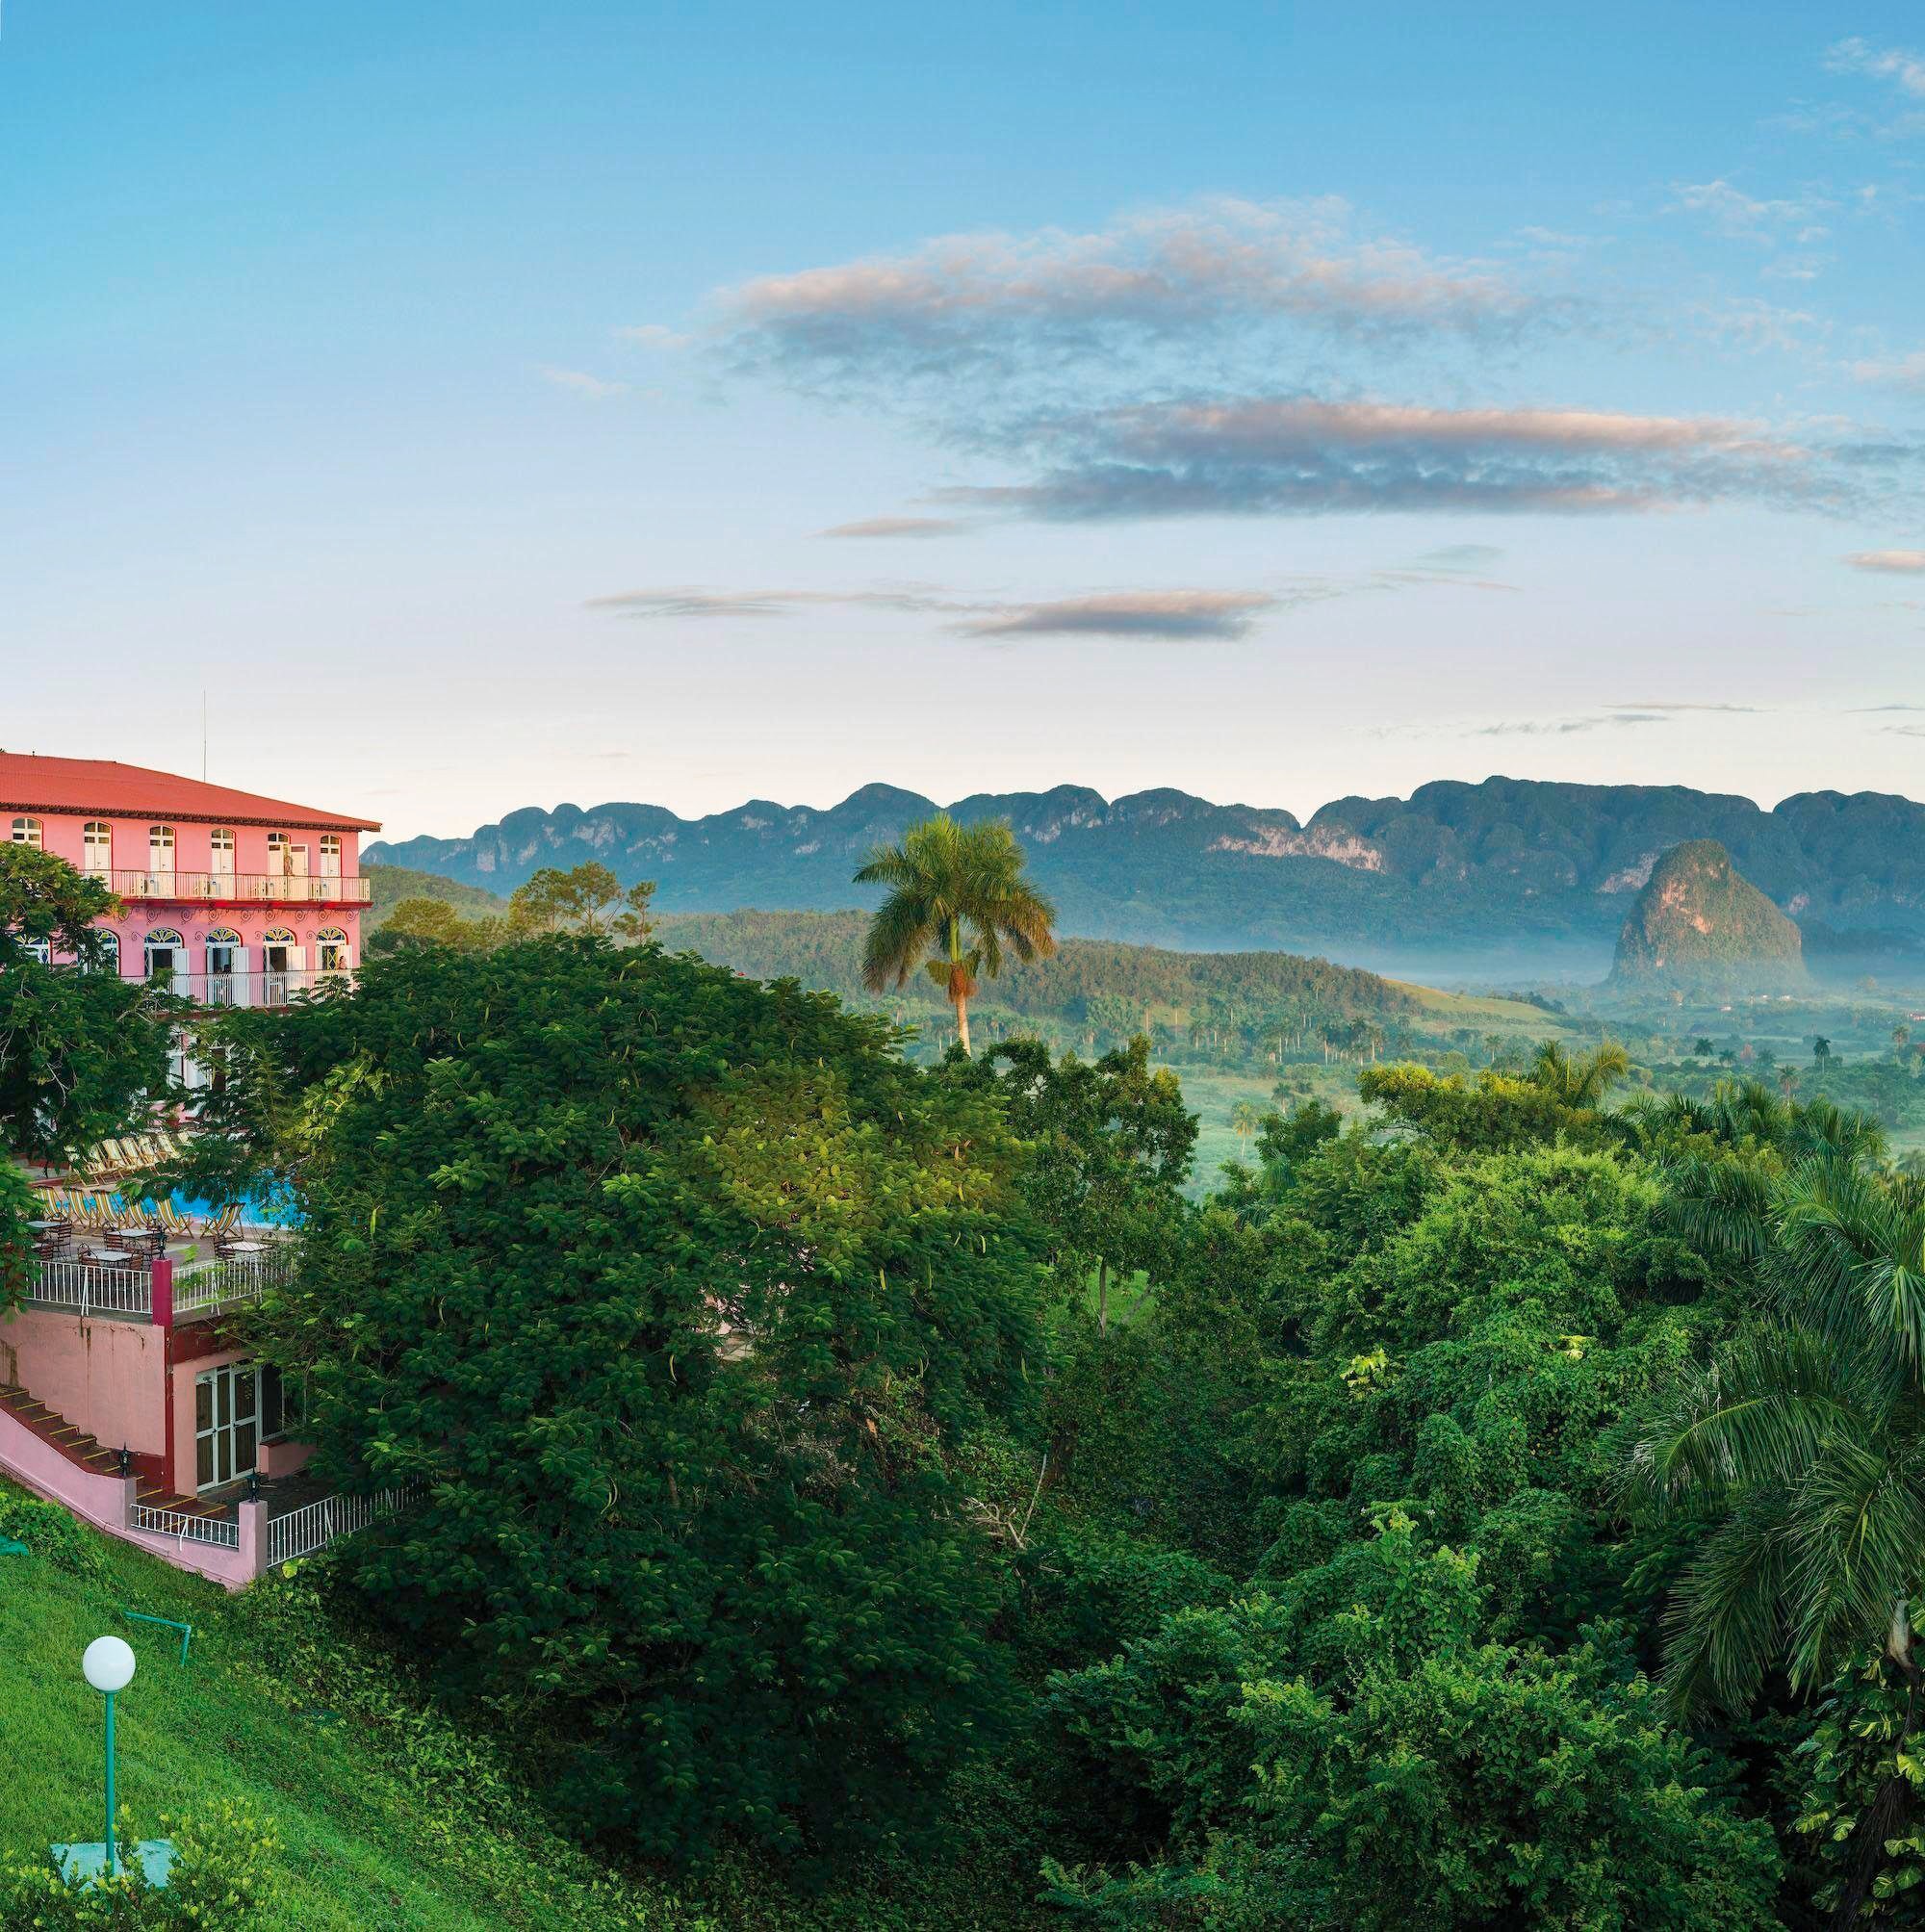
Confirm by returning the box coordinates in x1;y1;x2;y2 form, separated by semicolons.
0;1383;220;1520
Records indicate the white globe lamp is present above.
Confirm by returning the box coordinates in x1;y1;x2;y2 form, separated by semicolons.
82;1636;138;1874
83;1637;136;1694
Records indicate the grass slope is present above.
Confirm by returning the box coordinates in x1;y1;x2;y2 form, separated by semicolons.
0;1493;658;1928
0;1491;1048;1930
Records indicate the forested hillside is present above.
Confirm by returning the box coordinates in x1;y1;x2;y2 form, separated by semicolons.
654;908;1557;1066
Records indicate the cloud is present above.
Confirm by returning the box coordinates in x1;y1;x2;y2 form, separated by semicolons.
1846;549;1925;573
585;586;945;620
1826;38;1925;99
1474;712;1669;737
711;196;1562;398
616;324;691;350
816;517;966;539
962;591;1276;640
938;396;1852;520
1849;348;1925;391
539;366;629;399
1671;178;1831;241
1610;700;1763;712
582;576;1462;640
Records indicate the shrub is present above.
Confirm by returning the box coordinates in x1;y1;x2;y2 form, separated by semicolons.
0;1801;279;1927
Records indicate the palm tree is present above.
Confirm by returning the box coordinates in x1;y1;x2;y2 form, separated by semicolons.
1632;1151;1925;1714
855;814;1056;1056
1528;1039;1630;1108
1813;1035;1833;1065
1229;1099;1260;1151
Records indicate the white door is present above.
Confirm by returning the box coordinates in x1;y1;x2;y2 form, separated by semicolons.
194;1363;260;1492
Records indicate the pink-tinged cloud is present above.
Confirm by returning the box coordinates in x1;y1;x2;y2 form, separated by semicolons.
1847;550;1925;573
713;196;1553;390
940;395;1849;520
962;591;1275;639
816;517;966;539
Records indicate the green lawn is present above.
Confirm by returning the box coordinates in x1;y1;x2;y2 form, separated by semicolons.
0;1494;681;1929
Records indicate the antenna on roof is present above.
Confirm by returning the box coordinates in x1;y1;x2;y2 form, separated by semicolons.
202;689;208;781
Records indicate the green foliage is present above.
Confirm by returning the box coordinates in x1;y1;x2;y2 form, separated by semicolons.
1630;1147;1925;1713
0;1801;280;1926
0;849;179;1289
222;936;1045;1862
0;1492;103;1576
967;1037;1195;1323
507;863;655;939
1013;1522;1233;1673
1043;1522;1780;1928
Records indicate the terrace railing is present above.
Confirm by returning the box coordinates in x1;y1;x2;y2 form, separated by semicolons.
105;870;372;907
27;1248;292;1323
26;1261;158;1319
128;1503;241;1550
265;1488;413;1566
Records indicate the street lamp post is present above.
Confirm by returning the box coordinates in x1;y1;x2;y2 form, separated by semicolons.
81;1637;136;1876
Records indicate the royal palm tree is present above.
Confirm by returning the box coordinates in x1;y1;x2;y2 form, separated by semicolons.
1528;1038;1630;1107
855;814;1056;1056
1229;1099;1260;1151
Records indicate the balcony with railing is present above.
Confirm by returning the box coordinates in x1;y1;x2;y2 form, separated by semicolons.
148;967;355;1009
102;869;372;907
26;1248;293;1326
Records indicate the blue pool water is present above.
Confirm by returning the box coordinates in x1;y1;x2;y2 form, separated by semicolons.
168;1185;302;1229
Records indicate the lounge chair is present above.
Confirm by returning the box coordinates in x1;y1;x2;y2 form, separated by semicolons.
155;1198;194;1240
199;1203;241;1245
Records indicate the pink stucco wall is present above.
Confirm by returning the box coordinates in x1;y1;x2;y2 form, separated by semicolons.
16;809;363;980
0;1310;167;1455
26;813;362;879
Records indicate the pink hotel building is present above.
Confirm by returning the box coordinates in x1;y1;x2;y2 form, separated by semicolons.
1;751;378;1018
1;754;391;1585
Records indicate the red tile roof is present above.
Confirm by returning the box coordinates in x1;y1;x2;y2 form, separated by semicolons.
0;754;380;832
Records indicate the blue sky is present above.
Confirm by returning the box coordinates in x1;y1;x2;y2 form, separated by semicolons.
5;3;1923;838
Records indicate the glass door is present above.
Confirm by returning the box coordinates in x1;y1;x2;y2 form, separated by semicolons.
194;1363;260;1492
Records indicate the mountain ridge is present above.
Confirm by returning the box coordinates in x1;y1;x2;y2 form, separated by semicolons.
368;777;1925;973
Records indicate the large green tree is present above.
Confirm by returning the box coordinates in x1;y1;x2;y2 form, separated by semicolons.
218;935;1045;1859
0;849;178;1299
855;814;1055;1055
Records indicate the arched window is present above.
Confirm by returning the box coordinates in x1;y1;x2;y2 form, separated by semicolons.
10;817;42;847
82;822;111;873
23;937;50;964
316;926;351;973
262;926;296;945
93;930;120;976
143;928;184;983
